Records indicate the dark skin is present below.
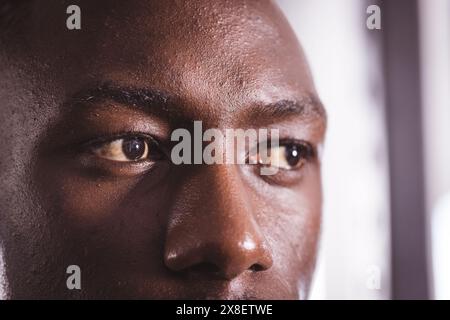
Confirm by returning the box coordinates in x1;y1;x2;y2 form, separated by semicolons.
0;0;326;299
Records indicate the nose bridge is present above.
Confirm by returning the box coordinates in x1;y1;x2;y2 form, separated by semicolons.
164;165;273;279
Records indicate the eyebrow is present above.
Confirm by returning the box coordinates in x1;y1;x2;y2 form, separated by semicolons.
68;83;327;124
242;96;327;125
69;83;178;116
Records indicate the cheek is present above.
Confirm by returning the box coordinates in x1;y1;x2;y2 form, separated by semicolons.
258;171;322;293
36;154;166;220
264;205;321;298
33;158;173;254
33;164;178;287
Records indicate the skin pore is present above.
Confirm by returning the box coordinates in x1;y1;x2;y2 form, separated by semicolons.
0;0;326;299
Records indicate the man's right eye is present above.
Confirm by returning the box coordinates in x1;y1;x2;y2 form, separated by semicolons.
91;136;159;162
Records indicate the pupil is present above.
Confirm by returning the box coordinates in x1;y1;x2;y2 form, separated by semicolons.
285;144;301;167
122;138;145;160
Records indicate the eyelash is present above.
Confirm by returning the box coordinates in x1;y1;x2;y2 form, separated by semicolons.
82;133;316;172
277;138;316;160
84;132;163;154
246;138;316;164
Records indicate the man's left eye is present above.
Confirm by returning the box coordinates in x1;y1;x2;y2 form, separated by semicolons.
92;137;151;162
255;142;314;170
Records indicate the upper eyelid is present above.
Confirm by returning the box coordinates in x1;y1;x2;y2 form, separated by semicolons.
83;133;171;159
282;139;317;159
83;132;159;148
82;133;316;162
245;139;316;165
252;139;316;155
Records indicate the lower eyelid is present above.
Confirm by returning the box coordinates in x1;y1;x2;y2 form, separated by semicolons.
77;152;159;178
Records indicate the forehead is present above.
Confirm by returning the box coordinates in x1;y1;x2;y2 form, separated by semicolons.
25;0;317;120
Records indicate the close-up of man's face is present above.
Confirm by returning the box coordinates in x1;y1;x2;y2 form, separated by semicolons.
0;0;326;299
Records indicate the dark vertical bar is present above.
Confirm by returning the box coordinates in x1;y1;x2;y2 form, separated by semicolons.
381;0;429;299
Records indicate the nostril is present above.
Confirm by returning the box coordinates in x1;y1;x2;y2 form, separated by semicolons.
249;263;265;272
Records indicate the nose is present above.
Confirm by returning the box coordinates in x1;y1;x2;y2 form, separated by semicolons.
164;166;273;280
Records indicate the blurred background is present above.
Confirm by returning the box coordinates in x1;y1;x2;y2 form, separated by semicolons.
277;0;450;299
